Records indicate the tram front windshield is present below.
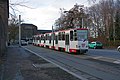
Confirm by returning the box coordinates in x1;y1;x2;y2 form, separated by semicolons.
77;30;88;41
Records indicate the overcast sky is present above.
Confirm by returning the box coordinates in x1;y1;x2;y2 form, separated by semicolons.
9;0;98;30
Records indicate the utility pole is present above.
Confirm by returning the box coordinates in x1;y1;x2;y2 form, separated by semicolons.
19;15;21;47
82;18;84;28
52;25;54;49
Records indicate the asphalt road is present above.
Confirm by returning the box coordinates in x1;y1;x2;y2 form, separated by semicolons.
23;45;120;80
87;49;120;59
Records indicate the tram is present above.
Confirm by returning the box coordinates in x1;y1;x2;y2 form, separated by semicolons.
33;28;88;54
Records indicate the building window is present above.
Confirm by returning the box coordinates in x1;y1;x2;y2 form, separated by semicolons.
62;32;65;40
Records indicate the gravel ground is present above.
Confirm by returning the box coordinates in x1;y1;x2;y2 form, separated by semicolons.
0;46;80;80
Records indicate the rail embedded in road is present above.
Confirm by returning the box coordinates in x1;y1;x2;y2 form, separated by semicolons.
22;45;120;80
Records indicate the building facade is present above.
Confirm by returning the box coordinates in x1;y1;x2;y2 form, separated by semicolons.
0;0;9;58
21;23;37;40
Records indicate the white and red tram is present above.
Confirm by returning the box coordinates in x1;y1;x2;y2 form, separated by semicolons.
33;28;88;54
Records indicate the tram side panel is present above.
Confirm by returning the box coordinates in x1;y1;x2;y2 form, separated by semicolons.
33;28;88;54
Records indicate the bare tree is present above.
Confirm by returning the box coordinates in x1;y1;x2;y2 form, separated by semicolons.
115;0;120;40
8;18;19;42
54;0;98;30
99;0;117;41
9;0;33;18
55;4;87;30
8;0;32;42
87;0;119;41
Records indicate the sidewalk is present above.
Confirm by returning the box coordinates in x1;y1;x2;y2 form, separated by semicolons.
0;46;80;80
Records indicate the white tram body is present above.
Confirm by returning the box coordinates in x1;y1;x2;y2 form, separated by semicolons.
33;28;88;54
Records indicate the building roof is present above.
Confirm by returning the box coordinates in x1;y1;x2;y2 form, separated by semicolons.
37;30;52;34
21;23;37;27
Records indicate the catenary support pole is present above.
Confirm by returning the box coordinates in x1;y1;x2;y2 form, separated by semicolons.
19;15;21;47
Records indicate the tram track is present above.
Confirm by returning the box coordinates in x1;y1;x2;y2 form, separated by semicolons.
23;45;120;80
39;47;120;75
45;55;102;80
45;51;120;78
46;53;120;76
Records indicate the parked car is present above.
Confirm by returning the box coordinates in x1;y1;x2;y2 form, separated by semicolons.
21;40;28;46
27;40;33;44
89;41;103;49
117;46;120;52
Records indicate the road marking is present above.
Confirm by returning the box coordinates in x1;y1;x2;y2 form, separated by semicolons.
92;56;120;64
32;64;37;68
113;60;120;64
32;63;57;68
23;47;88;80
92;56;103;59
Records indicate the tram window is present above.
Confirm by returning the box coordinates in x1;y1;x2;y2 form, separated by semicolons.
41;35;43;40
65;34;69;45
47;35;49;40
55;35;58;44
33;37;34;40
74;32;77;41
45;35;47;40
49;36;51;43
39;37;41;43
35;37;37;42
74;30;76;32
58;32;60;40
62;32;65;40
53;33;55;40
37;37;40;40
70;31;73;41
42;35;44;40
74;33;77;36
47;34;48;40
33;37;36;40
34;37;35;40
58;32;61;40
44;36;45;43
75;37;77;41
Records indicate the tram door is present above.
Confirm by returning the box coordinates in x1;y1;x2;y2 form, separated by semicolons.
65;34;69;52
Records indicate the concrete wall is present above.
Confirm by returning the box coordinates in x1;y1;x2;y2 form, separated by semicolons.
0;0;8;58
